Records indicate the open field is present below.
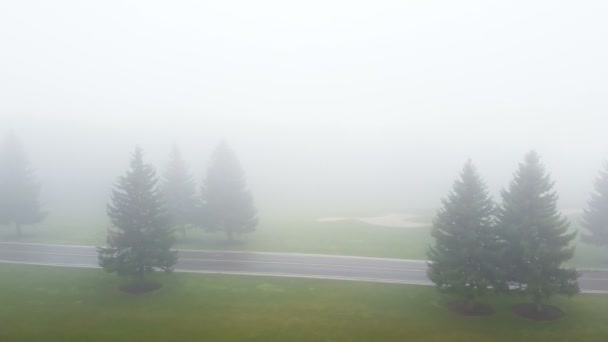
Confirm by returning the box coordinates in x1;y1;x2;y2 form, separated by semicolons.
0;212;606;268
0;264;607;341
0;213;434;260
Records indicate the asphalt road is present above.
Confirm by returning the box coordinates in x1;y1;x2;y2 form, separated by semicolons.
0;242;606;294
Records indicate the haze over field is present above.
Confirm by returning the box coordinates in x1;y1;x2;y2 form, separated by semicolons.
2;2;608;340
1;0;607;218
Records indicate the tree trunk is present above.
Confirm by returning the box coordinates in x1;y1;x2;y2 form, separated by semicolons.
227;230;234;242
466;298;475;311
16;222;22;237
181;225;187;240
534;292;543;313
135;268;145;286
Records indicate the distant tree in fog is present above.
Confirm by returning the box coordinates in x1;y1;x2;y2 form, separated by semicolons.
0;133;46;236
98;146;177;285
161;145;198;239
427;160;499;309
581;162;608;247
200;141;257;241
496;151;579;311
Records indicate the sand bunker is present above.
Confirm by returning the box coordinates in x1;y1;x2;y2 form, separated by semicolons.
316;213;429;228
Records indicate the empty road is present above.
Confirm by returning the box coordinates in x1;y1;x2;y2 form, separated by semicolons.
0;242;606;294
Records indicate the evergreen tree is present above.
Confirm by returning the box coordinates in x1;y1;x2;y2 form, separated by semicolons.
161;145;198;239
0;133;45;236
427;160;498;307
496;151;579;311
581;162;608;247
201;142;257;241
98;147;177;285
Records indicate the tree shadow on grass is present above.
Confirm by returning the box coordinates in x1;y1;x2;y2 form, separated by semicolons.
511;303;564;321
119;281;163;295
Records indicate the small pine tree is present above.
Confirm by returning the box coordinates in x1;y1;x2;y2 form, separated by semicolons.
497;151;579;311
581;162;608;247
427;160;498;307
201;142;257;241
161;145;198;239
0;133;46;236
98;147;177;285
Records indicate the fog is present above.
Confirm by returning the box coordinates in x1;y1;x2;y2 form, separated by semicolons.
2;0;607;219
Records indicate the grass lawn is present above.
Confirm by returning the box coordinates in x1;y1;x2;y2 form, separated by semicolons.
0;264;607;341
1;212;606;268
177;217;434;260
0;213;434;260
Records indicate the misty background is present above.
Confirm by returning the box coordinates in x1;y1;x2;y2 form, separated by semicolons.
1;0;607;221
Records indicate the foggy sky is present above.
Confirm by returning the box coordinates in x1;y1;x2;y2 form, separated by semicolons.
1;1;607;216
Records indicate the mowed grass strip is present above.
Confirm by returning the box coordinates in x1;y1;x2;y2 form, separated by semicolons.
1;213;606;267
0;215;434;260
0;264;607;341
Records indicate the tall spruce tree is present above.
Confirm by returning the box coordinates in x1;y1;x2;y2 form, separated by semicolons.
497;151;579;311
427;160;498;307
201;142;257;241
161;145;198;239
0;133;45;236
581;162;608;247
98;147;177;285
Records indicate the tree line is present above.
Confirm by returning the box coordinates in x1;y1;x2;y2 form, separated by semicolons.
160;142;258;241
97;143;257;287
0;134;258;239
0;134;258;288
427;151;608;317
1;133;607;298
0;133;46;236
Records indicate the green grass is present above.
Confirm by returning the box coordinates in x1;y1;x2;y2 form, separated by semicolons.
570;239;608;269
0;212;108;246
566;218;608;269
1;212;606;268
178;217;434;260
0;213;434;260
0;264;607;341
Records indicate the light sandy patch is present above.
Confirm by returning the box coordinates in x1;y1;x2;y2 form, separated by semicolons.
317;213;429;228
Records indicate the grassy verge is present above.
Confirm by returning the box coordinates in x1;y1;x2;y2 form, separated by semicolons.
0;264;607;341
178;218;434;260
1;212;606;268
0;214;434;260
